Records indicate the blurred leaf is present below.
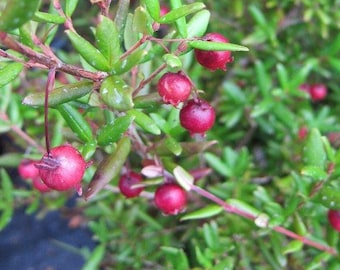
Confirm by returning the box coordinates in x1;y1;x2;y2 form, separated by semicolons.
181;205;223;221
23;81;93;107
100;75;134;111
303;128;327;169
144;0;160;21
66;30;110;71
0;153;22;167
226;198;261;217
301;166;328;180
162;54;182;72
204;152;230;177
316;184;340;209
82;244;106;270
133;6;152;34
127;109;161;135
0;0;40;31
0;62;23;89
97;115;134;146
96;16;121;66
161;246;189;270
65;0;79;17
33;11;65;24
164;136;182;156
187;9;210;38
159;3;205;24
85;137;131;200
0;169;14;230
255;60;271;97
113;0;130;34
189;40;249;52
306;252;331;270
57;103;94;143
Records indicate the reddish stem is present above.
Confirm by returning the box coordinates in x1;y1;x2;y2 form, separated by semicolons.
44;68;56;154
190;184;337;255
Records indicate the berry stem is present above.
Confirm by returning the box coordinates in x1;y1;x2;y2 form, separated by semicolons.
190;184;337;255
44;67;56;155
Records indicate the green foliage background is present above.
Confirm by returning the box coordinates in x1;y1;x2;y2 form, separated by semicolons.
1;0;340;269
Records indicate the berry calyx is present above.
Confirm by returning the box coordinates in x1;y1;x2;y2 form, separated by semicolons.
18;159;40;180
157;72;192;106
194;33;233;71
310;84;327;101
119;171;144;198
179;99;216;136
36;145;87;192
328;209;340;232
154;183;187;215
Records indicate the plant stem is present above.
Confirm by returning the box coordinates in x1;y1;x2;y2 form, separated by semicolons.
44;68;56;154
190;184;337;255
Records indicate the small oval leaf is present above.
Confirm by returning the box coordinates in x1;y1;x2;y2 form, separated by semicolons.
126;109;161;135
181;205;223;221
189;40;249;52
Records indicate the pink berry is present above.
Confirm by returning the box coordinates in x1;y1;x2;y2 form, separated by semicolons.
154;183;187;215
160;6;170;16
310;84;327;101
194;33;233;71
36;145;87;191
119;171;144;198
298;83;311;93
18;159;40;180
157;72;192;106
328;209;340;232
298;126;308;140
32;177;52;193
180;99;215;136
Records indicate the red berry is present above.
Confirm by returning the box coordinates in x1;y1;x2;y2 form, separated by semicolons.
157;72;192;106
310;84;327;101
298;126;308;140
194;33;233;71
160;5;170;16
18;159;40;180
119;171;144;198
154;183;187;215
180;99;215;136
32;177;52;193
36;145;87;191
328;209;340;232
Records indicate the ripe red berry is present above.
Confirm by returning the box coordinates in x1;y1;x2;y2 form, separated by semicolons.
154;183;187;215
328;209;340;232
310;84;327;101
194;33;233;71
119;171;144;198
180;99;215;136
298;126;308;140
32;177;52;193
157;72;192;106
18;159;40;180
36;145;87;192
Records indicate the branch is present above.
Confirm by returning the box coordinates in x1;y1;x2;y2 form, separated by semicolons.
0;32;107;81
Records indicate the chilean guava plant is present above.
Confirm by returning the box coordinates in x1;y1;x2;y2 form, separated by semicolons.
1;0;340;269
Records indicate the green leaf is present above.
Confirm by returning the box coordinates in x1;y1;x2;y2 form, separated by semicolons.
0;62;23;88
0;169;14;230
127;109;161;135
100;75;134;111
226;198;261;216
161;246;189;270
173;166;194;191
110;49;147;75
158;3;205;24
57;103;94;143
164;136;182;156
65;0;79;17
303;128;327;169
96;16;121;66
133;6;152;34
113;0;130;34
300;166;328;180
181;205;223;221
169;0;187;38
162;54;182;72
97;115;135;146
255;60;271;96
276;63;289;91
0;0;40;31
204;153;229;177
188;40;249;52
0;153;22;167
316;184;340;209
144;0;160;20
33;11;66;24
65;30;110;71
186;9;210;38
82;245;106;270
23;81;93;107
85;137;131;200
123;13;139;50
